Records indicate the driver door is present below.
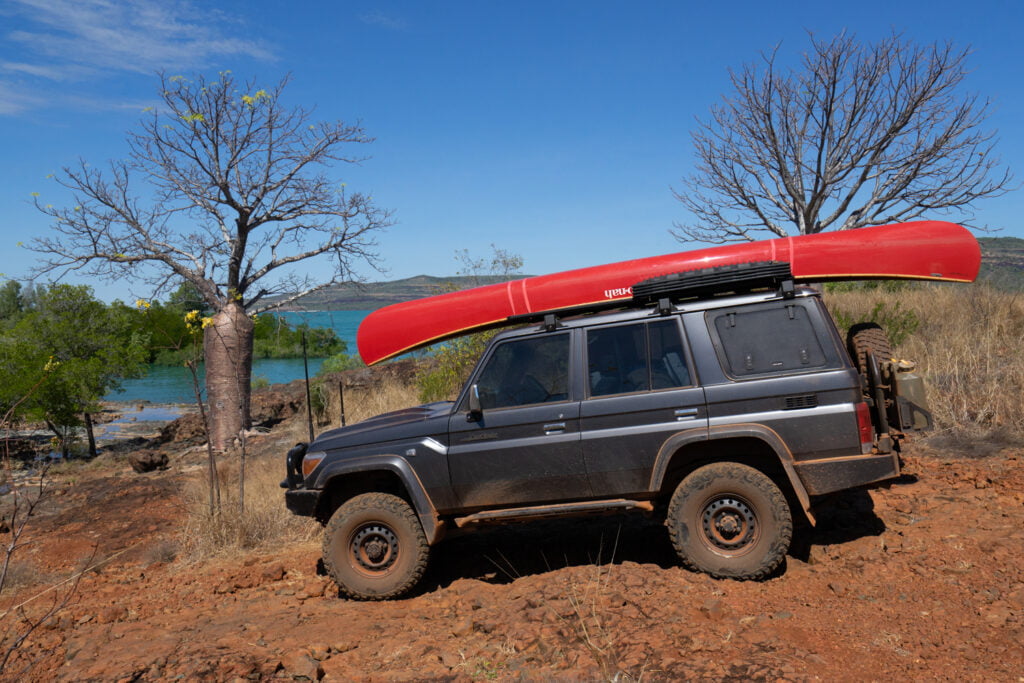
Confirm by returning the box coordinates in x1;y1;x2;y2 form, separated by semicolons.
447;331;589;508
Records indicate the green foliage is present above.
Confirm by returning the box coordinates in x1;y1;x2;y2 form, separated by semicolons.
132;299;193;365
167;281;210;315
317;352;365;375
128;282;346;365
417;332;493;403
251;315;346;359
0;280;24;324
0;284;148;452
824;280;915;294
830;298;921;347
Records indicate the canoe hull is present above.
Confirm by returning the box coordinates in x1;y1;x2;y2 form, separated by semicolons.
357;221;980;365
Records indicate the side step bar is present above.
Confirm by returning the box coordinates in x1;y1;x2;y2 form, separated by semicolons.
454;498;654;528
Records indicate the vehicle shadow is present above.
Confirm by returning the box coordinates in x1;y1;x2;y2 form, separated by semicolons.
416;485;893;594
418;513;680;593
319;486;898;598
789;487;888;561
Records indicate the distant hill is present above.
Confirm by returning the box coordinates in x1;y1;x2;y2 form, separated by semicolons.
275;237;1024;311
274;274;530;311
977;236;1024;290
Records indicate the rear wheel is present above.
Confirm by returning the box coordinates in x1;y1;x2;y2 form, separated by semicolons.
666;462;792;580
322;492;429;600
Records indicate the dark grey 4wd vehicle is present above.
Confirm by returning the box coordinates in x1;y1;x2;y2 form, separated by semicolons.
284;264;929;599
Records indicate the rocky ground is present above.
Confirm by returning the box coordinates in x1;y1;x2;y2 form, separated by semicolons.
1;396;1022;681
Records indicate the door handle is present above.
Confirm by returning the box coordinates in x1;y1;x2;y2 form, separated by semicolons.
543;422;566;434
674;408;699;421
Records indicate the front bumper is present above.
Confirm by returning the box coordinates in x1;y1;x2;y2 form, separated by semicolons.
285;489;320;517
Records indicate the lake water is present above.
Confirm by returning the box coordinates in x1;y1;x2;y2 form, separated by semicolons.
107;310;371;404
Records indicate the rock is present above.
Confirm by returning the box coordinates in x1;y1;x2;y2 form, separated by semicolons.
128;450;169;473
281;651;321;680
700;599;726;621
261;562;286;583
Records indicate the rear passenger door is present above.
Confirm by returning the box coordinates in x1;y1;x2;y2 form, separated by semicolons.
580;317;708;497
696;299;862;461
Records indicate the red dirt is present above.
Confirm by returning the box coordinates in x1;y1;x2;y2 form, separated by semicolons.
3;435;1023;681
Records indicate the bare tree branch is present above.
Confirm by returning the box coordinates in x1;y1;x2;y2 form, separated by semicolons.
673;31;1014;243
29;71;393;447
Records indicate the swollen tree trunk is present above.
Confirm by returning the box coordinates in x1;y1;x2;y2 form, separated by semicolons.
204;301;254;451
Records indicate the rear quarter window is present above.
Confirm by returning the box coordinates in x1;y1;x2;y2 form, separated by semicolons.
707;301;840;377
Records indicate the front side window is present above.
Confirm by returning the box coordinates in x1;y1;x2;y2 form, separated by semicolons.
587;319;691;397
475;333;570;409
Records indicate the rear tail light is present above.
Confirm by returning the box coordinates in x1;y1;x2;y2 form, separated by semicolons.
856;401;874;453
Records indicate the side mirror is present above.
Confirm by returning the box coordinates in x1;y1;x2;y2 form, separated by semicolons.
467;384;482;421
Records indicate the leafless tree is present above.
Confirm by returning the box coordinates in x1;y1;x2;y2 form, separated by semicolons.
673;32;1013;243
31;72;392;449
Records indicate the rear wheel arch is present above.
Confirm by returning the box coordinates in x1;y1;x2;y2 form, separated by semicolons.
653;429;814;526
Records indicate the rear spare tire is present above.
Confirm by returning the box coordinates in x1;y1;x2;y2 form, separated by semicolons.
847;322;893;377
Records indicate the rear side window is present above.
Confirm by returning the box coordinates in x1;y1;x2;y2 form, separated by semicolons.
587;319;691;397
708;302;834;377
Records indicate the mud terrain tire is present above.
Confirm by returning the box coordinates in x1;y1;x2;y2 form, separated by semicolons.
322;492;429;600
847;323;894;377
666;462;792;580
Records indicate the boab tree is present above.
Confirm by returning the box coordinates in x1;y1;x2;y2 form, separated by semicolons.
32;72;391;449
673;32;1013;243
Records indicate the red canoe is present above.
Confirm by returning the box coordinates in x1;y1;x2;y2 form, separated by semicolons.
357;221;980;365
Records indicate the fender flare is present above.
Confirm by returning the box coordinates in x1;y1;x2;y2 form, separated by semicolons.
314;455;444;544
648;423;815;526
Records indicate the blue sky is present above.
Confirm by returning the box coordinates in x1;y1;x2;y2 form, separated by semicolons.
1;0;1021;303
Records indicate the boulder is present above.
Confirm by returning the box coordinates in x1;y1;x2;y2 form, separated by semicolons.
128;450;169;473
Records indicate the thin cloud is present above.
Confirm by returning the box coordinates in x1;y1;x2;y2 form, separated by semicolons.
358;11;409;31
0;0;277;114
0;60;80;80
0;79;46;114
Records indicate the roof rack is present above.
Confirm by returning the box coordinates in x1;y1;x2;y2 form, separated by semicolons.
506;260;796;328
632;261;794;304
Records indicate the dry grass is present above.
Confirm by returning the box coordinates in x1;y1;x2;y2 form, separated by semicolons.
316;376;422;427
181;376;421;561
826;283;1024;439
179;454;320;561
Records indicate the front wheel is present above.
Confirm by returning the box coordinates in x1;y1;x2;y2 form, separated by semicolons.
322;492;429;600
666;462;792;580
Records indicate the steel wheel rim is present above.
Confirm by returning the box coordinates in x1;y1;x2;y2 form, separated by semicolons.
351;523;399;574
700;495;758;554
